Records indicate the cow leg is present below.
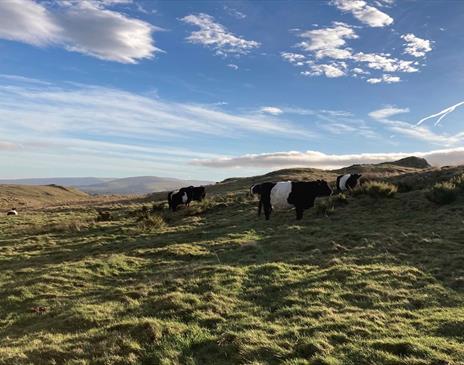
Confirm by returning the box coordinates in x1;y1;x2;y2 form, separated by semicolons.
263;201;272;220
258;199;262;216
295;206;304;220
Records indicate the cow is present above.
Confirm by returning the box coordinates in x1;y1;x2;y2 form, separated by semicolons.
251;180;332;220
336;173;362;192
167;186;206;212
7;208;18;216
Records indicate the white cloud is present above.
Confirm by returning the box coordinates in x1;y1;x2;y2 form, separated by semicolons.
369;107;410;120
227;63;239;70
352;67;369;75
367;74;401;84
260;107;283;115
283;21;424;84
417;101;464;126
193;148;464;169
0;0;159;63
401;33;432;57
353;52;418;73
281;52;306;66
181;13;260;56
0;0;59;46
298;22;357;57
367;78;382;84
302;62;347;78
332;0;393;28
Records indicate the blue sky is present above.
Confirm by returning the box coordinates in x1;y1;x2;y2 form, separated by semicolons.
0;0;463;180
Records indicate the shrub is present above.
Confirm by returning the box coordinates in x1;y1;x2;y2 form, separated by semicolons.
353;181;397;198
426;181;458;205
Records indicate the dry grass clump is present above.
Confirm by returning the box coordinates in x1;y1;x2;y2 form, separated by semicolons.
19;218;94;235
426;181;459;205
425;173;464;205
353;181;398;198
136;214;167;231
315;194;348;217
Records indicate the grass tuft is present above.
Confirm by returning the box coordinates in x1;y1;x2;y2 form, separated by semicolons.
353;181;398;198
426;181;458;205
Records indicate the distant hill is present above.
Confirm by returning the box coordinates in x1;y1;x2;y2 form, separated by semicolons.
80;176;213;195
0;184;89;209
0;176;213;195
0;177;113;186
382;156;431;169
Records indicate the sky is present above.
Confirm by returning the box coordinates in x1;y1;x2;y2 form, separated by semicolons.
0;0;463;180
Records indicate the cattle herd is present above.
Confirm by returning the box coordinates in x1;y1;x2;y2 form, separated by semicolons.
4;174;362;219
165;173;362;220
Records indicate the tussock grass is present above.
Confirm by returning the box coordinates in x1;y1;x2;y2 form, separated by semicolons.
426;181;459;205
1;181;464;364
353;181;397;198
136;214;167;231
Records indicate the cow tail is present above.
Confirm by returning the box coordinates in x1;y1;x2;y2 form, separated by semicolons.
167;192;173;209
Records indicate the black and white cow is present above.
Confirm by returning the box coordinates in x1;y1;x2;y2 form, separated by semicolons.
167;186;206;212
336;173;362;192
250;180;332;220
7;207;18;216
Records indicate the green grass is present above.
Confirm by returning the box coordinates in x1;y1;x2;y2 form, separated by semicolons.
1;186;464;364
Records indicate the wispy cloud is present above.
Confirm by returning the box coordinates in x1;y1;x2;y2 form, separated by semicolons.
331;0;394;28
0;0;160;63
193;148;464;169
369;107;409;120
0;141;18;150
417;101;464;126
260;107;283;115
370;106;464;145
0;77;321;178
0;81;312;140
181;13;260;56
223;6;246;19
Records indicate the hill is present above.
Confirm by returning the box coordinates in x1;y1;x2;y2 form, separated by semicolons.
1;159;464;364
150;156;431;201
80;176;213;195
0;177;113;187
382;156;431;169
0;184;89;210
0;176;213;195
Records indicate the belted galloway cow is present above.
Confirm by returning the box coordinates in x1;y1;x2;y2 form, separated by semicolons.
251;180;332;220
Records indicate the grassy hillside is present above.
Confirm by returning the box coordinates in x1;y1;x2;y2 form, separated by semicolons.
0;184;90;210
149;158;431;202
1;164;464;364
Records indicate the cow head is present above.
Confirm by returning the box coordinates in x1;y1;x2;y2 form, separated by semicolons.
316;180;332;197
353;173;362;181
250;184;261;196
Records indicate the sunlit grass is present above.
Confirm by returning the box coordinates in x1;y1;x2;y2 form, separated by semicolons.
1;186;464;364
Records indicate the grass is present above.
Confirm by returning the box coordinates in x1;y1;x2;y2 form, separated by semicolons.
0;177;464;364
353;181;398;198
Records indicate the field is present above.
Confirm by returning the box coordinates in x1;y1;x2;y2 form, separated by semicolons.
1;163;464;365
